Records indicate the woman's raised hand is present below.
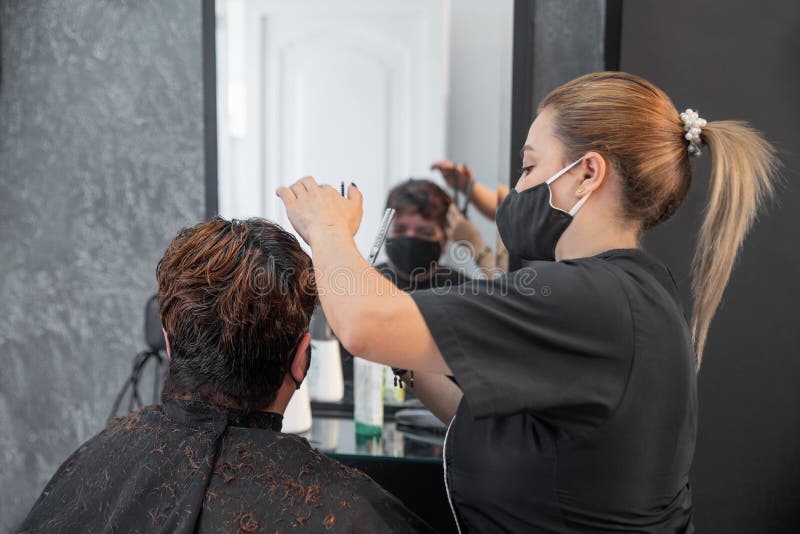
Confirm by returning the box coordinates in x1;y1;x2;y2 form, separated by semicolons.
276;176;363;247
431;160;473;192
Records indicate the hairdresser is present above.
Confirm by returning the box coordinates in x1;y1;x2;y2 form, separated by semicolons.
277;72;777;532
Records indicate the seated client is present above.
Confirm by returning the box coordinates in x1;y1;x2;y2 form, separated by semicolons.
20;217;433;533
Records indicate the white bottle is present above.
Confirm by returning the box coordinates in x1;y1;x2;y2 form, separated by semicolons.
354;357;383;436
282;380;312;434
307;307;344;402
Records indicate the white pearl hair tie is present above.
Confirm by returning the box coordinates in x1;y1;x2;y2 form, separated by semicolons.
680;108;707;157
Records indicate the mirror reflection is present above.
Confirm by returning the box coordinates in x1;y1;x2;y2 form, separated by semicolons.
216;0;513;278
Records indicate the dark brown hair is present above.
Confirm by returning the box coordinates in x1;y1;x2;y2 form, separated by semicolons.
385;178;452;231
156;217;317;410
540;71;777;363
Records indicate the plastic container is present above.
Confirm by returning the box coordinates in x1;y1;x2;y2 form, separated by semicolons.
354;357;383;436
282;380;312;434
307;307;344;402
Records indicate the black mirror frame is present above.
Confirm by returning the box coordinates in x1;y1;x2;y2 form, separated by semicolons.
507;0;623;271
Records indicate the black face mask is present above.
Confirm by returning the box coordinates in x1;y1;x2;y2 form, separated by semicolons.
496;158;586;261
385;236;442;276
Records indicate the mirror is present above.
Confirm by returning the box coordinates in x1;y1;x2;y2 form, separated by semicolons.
215;0;514;277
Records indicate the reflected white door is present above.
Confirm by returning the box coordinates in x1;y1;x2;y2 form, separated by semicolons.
217;0;448;255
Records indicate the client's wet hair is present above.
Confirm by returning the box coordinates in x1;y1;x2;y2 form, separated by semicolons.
156;217;317;410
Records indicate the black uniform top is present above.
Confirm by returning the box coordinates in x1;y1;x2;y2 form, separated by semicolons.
19;398;435;533
410;249;697;533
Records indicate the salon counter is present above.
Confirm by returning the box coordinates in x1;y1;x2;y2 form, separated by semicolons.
308;391;456;533
307;414;444;462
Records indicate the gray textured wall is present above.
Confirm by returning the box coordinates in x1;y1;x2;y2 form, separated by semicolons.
0;1;205;530
532;0;605;104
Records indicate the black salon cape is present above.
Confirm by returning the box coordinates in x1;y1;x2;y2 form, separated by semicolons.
411;249;697;533
19;399;434;533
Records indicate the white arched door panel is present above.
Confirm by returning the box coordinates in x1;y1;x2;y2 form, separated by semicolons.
218;0;448;256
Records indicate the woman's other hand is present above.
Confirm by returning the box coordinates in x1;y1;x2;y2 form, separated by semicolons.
431;160;473;192
277;177;363;246
446;202;483;246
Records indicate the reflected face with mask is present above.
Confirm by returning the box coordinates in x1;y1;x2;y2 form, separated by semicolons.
386;212;447;278
383;179;451;279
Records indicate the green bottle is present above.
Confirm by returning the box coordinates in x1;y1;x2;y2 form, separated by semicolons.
354;357;383;436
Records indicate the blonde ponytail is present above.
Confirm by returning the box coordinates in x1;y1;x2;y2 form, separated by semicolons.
540;72;779;365
692;121;778;365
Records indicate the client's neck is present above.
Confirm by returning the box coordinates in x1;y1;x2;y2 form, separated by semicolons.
266;375;301;415
162;372;297;415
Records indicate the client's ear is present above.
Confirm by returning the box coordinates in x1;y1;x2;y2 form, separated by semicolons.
162;327;172;359
290;333;312;387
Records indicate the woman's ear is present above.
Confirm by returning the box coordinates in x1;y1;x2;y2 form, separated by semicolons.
162;327;172;359
290;333;312;388
576;151;608;196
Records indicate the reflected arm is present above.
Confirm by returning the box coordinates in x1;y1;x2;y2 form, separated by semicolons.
469;181;501;220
